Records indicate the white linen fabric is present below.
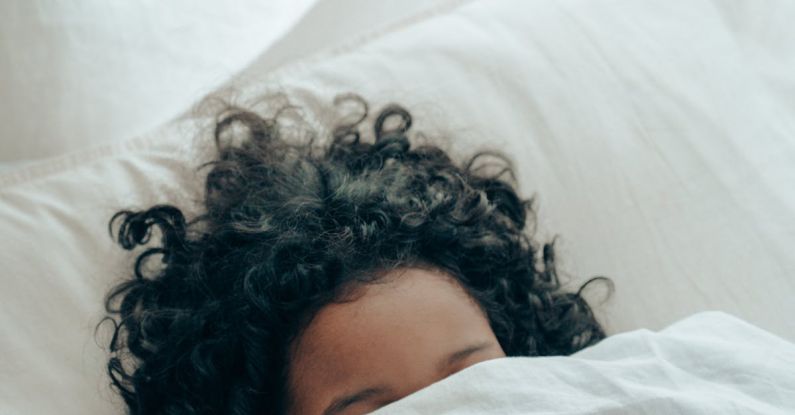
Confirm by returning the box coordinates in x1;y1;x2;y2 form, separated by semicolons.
0;0;438;166
370;312;795;414
0;0;318;162
1;0;794;413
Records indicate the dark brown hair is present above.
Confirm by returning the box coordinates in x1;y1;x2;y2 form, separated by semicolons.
101;95;609;414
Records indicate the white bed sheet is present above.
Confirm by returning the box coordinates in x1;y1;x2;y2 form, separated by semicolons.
1;0;794;413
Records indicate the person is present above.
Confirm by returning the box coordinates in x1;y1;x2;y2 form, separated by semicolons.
101;94;609;415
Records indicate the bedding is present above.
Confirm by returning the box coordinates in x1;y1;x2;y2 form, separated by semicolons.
0;0;318;162
370;312;795;414
1;0;795;413
0;0;436;166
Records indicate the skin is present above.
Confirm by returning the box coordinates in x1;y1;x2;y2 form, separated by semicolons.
286;266;507;415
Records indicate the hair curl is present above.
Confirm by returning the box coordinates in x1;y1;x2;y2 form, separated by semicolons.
101;95;609;415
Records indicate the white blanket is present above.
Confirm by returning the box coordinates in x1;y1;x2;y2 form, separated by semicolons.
371;312;795;414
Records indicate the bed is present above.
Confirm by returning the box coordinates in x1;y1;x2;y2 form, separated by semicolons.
1;0;794;413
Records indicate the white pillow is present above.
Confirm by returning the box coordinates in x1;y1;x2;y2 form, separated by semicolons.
2;0;794;413
0;0;317;162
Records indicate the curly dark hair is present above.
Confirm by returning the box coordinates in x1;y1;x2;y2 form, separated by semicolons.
101;95;609;415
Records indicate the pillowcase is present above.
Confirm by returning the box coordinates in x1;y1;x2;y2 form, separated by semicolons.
0;0;318;161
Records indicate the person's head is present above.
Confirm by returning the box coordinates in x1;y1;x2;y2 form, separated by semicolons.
102;95;607;415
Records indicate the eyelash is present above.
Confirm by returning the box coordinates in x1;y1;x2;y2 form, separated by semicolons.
366;355;483;412
370;367;463;411
448;355;479;375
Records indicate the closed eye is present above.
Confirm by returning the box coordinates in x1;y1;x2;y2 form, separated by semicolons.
435;340;494;375
322;341;496;415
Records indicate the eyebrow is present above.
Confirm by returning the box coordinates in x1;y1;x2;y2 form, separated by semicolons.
322;341;493;415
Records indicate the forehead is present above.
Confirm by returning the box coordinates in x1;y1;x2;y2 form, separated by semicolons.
287;267;493;404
